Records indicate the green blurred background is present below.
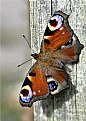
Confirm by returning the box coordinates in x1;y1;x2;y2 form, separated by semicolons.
1;0;34;121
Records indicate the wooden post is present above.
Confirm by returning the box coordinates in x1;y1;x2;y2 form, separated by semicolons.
29;0;86;121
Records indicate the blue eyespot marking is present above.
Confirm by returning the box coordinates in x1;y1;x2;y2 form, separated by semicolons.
20;89;32;103
48;81;58;92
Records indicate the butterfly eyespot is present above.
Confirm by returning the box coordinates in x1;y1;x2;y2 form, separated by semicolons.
50;19;58;27
29;72;36;76
65;39;73;46
20;85;32;103
48;15;64;31
48;81;58;92
21;89;29;96
61;39;73;49
46;75;65;95
46;75;59;94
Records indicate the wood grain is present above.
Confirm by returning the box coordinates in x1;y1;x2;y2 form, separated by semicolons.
29;0;86;121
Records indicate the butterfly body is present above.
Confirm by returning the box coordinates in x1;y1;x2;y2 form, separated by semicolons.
19;11;84;107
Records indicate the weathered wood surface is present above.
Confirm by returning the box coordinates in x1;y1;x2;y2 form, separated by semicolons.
29;0;86;121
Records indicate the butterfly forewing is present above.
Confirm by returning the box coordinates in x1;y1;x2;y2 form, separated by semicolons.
40;11;73;52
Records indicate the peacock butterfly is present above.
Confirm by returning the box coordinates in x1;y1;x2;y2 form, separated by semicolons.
19;11;84;107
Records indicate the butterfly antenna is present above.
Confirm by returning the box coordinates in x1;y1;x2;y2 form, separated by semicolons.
18;58;32;67
22;34;34;53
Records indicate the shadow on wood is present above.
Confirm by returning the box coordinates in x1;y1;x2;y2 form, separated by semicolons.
41;81;78;117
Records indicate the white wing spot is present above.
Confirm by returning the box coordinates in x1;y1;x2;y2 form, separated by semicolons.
59;27;64;30
62;32;65;34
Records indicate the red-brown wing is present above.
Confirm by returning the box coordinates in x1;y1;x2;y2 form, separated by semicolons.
30;67;49;97
52;34;84;63
40;11;73;52
19;66;49;107
46;67;69;95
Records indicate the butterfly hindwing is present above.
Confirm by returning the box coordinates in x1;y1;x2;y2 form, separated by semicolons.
46;67;69;95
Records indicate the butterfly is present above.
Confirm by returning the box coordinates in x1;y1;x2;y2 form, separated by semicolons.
19;11;84;107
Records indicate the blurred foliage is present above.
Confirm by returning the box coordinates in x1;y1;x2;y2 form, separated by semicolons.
1;74;22;121
1;1;33;121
